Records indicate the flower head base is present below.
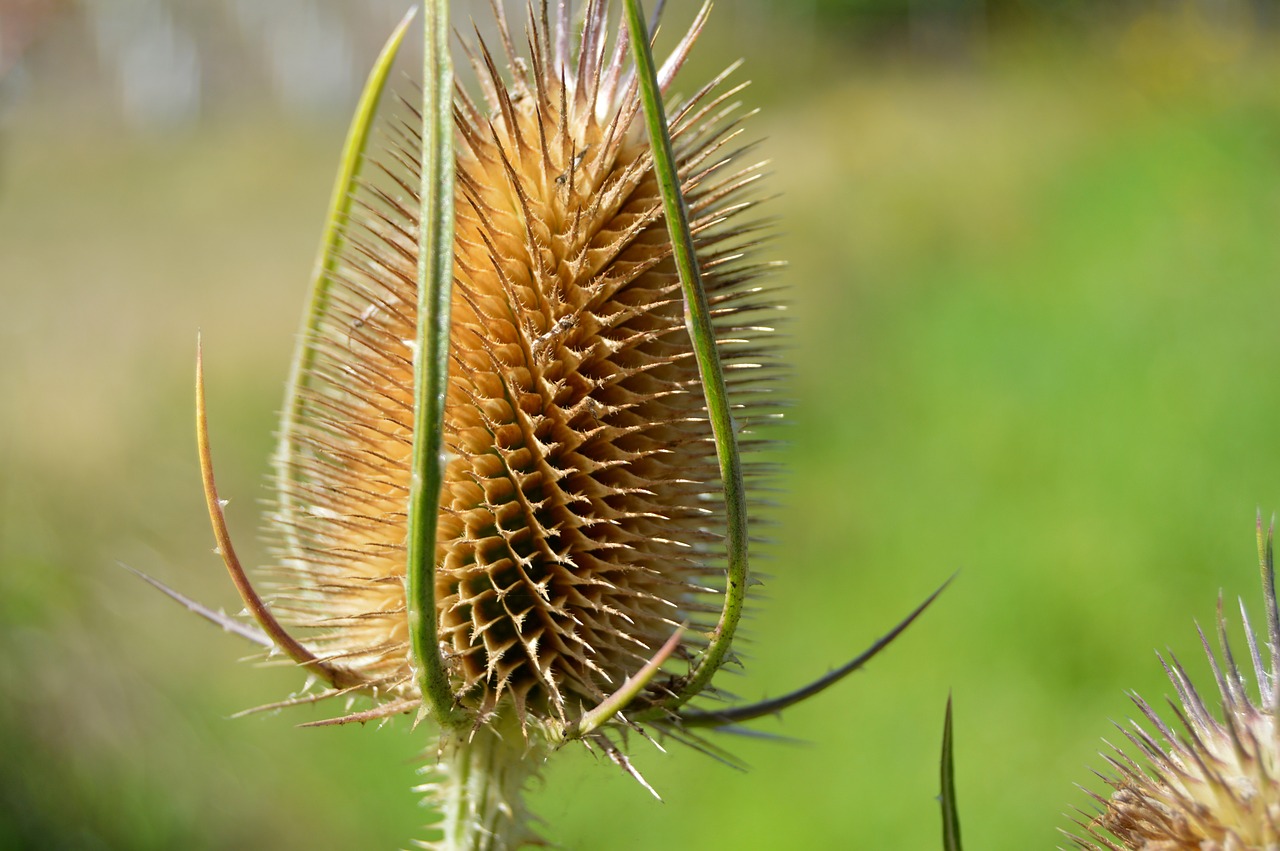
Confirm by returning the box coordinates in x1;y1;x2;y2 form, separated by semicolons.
1073;517;1280;850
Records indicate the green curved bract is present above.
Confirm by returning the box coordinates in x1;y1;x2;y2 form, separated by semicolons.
274;9;416;557
405;0;468;731
621;0;749;710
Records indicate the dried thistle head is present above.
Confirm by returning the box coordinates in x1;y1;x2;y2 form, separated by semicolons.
1071;517;1280;850
259;0;778;730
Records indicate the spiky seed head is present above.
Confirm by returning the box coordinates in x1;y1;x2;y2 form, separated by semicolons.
268;1;780;732
1071;520;1280;850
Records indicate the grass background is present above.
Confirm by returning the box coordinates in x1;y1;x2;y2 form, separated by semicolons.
3;2;1280;848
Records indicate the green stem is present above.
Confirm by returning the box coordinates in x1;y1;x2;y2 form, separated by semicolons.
426;723;546;851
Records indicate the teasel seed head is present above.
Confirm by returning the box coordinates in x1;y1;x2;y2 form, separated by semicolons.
1070;515;1280;850
263;0;780;732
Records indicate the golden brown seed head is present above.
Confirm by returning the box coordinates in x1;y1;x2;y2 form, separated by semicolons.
1073;525;1280;850
268;2;781;729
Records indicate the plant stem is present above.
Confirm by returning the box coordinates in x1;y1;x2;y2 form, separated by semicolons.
424;721;547;851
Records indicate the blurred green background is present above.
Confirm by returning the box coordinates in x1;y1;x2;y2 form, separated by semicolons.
3;0;1280;848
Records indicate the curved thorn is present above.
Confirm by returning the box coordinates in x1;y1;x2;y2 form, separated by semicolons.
230;690;345;719
118;561;272;648
671;575;953;728
197;337;356;690
604;743;663;801
297;698;420;728
702;725;805;746
561;626;685;742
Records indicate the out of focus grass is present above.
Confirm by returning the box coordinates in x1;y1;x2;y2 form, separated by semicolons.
3;5;1280;850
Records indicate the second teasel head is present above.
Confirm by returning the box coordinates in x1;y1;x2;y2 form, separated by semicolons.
1071;518;1280;850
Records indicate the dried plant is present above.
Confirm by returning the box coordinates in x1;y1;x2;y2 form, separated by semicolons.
143;2;941;848
1070;516;1280;850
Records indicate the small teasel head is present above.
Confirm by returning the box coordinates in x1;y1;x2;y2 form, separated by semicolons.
1070;515;1280;850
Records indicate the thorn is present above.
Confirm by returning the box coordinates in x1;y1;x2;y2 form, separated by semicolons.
196;338;353;690
117;561;273;647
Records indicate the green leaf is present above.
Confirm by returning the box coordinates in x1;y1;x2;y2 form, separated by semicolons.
941;695;963;851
